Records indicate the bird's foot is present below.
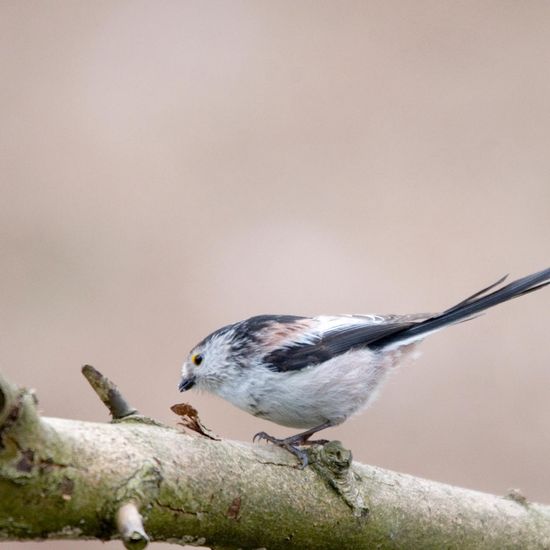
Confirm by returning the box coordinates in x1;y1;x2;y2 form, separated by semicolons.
253;431;310;469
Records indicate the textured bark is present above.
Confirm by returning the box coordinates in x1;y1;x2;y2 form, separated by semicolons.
1;370;549;549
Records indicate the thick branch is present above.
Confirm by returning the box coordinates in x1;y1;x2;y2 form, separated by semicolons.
1;371;550;549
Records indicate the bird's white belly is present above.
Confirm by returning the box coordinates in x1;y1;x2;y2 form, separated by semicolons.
216;346;416;429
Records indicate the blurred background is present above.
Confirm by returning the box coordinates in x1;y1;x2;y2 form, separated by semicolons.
1;1;549;548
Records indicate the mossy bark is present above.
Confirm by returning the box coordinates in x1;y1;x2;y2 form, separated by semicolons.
1;371;550;549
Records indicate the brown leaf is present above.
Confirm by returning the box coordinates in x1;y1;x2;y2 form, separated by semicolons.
170;402;221;441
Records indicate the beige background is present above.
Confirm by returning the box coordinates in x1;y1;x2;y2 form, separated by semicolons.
1;1;550;548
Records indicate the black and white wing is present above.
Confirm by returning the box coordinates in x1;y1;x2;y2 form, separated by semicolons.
263;314;427;372
261;268;550;372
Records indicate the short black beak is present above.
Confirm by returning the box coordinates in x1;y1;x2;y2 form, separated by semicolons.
178;376;196;392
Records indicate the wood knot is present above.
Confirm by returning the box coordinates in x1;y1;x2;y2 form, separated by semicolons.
309;441;369;519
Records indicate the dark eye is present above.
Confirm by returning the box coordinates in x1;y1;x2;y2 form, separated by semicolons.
192;353;203;366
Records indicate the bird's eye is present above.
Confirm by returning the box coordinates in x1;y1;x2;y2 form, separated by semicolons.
192;354;203;366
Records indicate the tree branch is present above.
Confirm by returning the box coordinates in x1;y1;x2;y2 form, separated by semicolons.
1;368;549;549
117;502;149;550
82;364;138;419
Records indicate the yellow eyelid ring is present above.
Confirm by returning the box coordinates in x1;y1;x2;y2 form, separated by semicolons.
192;353;203;366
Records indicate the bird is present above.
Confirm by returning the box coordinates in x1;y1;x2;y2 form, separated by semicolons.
179;267;550;467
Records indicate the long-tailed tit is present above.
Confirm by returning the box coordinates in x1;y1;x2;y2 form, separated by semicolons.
179;268;550;467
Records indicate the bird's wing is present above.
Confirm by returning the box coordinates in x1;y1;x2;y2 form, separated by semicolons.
259;268;550;372
263;314;427;372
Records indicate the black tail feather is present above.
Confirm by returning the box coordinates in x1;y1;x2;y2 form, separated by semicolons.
373;267;550;349
444;274;509;313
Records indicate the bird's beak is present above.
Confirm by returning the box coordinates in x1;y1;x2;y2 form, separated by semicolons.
178;375;196;392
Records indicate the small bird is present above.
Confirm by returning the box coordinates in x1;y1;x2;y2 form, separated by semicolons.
179;268;550;467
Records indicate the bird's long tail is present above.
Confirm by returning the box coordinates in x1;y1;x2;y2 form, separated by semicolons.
373;267;550;349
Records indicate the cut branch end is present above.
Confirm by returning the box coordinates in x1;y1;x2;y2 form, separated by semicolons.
116;502;149;550
81;365;138;420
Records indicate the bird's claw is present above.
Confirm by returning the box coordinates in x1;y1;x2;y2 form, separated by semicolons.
253;431;309;468
253;431;281;444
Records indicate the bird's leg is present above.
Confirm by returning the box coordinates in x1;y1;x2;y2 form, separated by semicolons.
253;421;333;468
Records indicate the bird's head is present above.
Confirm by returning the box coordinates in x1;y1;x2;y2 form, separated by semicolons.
179;325;239;393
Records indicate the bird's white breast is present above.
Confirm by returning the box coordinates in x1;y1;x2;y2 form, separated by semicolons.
214;344;419;429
